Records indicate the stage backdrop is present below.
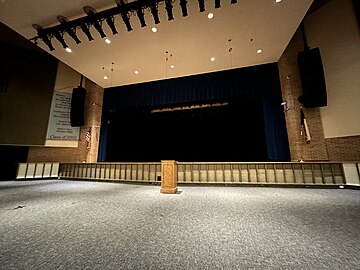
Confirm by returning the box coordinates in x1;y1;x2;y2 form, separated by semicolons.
99;63;290;162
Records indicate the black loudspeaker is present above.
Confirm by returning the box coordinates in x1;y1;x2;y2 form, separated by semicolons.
70;86;86;127
297;47;327;108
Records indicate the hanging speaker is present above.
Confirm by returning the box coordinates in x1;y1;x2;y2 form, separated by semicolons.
297;47;327;108
70;86;86;127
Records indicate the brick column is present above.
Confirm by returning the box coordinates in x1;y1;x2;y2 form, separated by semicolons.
278;29;329;161
84;78;104;163
161;160;178;194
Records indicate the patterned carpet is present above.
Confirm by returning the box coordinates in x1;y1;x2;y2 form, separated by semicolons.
0;180;359;270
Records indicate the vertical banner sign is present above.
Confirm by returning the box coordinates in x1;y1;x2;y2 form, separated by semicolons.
46;91;80;140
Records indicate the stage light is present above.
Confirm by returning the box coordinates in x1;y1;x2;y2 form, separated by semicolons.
41;36;55;51
106;16;118;35
231;0;237;4
115;0;133;31
179;0;188;17
32;24;55;51
80;24;94;41
53;31;69;49
165;0;174;20
122;13;133;31
150;3;160;24
84;6;106;38
198;0;205;12
136;8;146;27
215;0;221;8
57;15;81;44
92;22;106;38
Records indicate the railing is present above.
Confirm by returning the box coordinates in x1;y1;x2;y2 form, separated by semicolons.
59;162;161;183
177;162;345;185
16;162;353;187
342;162;360;186
16;163;59;179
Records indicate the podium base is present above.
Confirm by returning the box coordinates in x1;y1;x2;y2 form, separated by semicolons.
160;187;178;194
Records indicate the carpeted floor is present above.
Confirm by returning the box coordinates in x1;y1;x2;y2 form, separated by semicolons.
0;180;359;270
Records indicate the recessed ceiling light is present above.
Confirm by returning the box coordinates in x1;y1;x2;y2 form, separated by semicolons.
104;76;108;80
275;0;282;2
152;27;157;33
105;38;111;44
134;70;139;75
211;57;216;62
257;49;263;54
65;47;72;53
170;65;175;69
208;13;214;19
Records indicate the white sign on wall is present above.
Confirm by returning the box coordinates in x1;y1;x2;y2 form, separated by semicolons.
46;91;80;140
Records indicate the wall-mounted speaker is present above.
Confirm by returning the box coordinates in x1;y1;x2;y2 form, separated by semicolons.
70;86;86;127
297;47;327;108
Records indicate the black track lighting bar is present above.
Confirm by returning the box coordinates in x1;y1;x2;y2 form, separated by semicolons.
31;0;238;50
31;0;163;40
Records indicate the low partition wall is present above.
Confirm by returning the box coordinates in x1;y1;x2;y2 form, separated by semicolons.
59;162;162;183
177;162;346;185
16;163;59;179
16;162;358;187
342;163;360;186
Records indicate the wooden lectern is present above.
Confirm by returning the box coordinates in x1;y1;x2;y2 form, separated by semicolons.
161;160;178;194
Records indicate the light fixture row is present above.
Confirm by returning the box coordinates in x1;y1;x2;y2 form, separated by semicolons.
31;0;238;52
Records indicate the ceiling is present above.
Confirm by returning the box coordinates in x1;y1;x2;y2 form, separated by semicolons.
0;0;313;88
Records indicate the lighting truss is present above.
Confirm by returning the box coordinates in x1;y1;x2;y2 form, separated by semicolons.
30;0;238;51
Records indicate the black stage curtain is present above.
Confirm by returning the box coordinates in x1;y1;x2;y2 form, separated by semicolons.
99;63;290;162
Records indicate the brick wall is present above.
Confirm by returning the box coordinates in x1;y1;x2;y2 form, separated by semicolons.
326;135;360;161
28;78;104;163
278;29;328;161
